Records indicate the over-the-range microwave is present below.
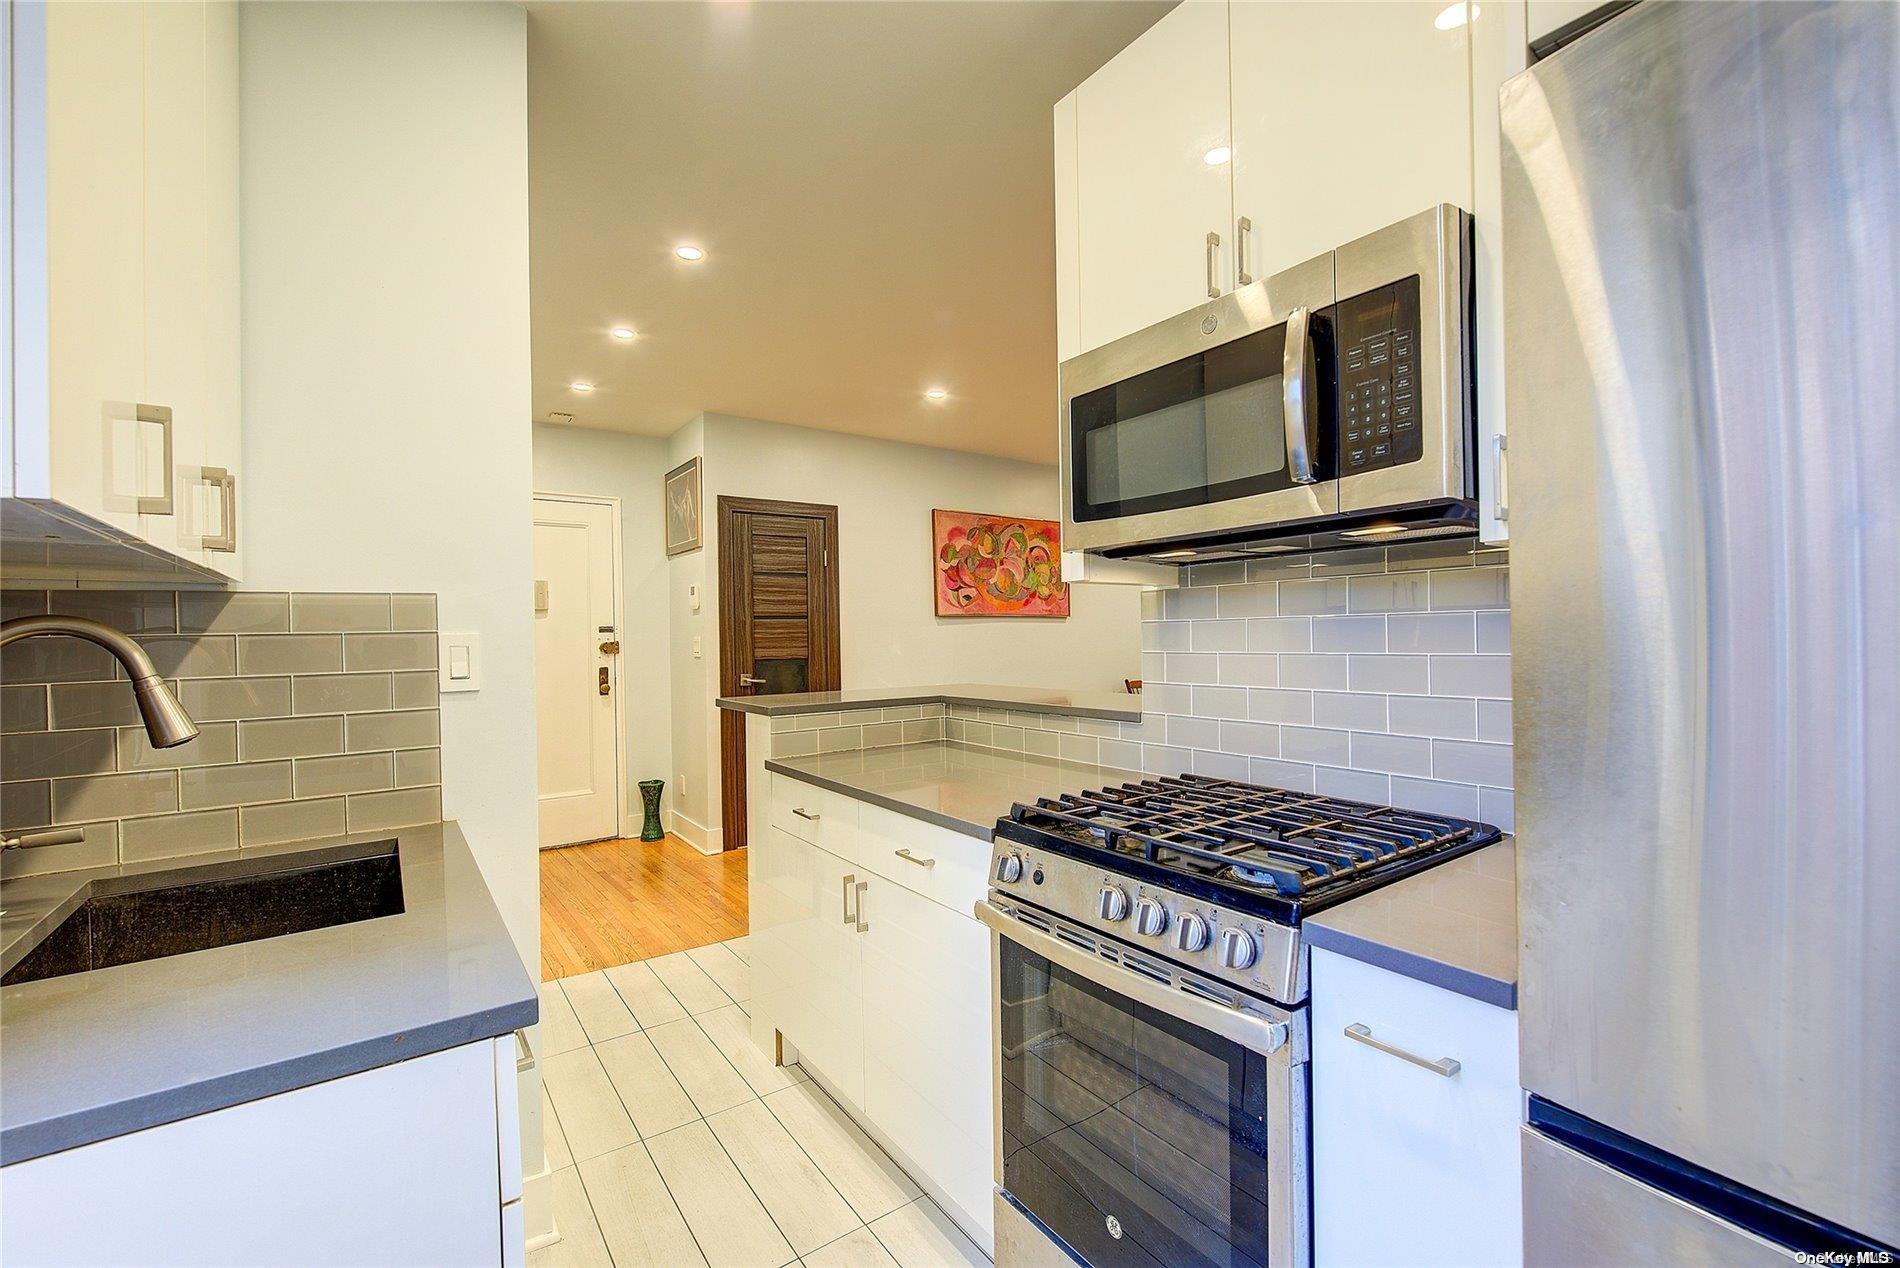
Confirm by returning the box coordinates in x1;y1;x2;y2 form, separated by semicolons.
1060;205;1477;563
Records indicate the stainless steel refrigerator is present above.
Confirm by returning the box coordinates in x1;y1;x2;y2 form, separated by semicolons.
1501;1;1898;1262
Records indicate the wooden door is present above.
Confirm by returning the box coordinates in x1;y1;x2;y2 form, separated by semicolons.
718;497;840;850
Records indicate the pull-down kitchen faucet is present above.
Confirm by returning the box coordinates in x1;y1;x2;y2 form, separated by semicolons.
0;614;199;748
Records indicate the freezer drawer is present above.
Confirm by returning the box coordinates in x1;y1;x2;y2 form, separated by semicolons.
1523;1128;1795;1267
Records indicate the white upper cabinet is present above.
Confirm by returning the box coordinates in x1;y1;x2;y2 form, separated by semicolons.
6;1;242;581
1054;0;1516;540
1072;0;1232;352
1230;1;1471;287
1528;0;1608;47
1470;0;1529;542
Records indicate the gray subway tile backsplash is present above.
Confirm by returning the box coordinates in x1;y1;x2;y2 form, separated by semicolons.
1136;542;1516;830
179;591;292;635
744;544;1515;835
1;590;442;874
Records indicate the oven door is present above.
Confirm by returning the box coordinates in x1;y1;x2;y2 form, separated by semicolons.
1059;253;1338;555
979;899;1310;1268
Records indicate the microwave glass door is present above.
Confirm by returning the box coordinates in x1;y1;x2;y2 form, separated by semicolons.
1068;318;1330;525
998;936;1274;1268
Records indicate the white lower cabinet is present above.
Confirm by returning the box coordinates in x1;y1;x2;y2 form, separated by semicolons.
1311;946;1522;1267
860;877;994;1244
751;781;996;1254
0;1037;523;1266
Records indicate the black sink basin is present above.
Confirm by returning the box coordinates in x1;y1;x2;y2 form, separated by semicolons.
2;841;405;986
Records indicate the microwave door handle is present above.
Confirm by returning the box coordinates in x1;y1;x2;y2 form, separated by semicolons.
1282;306;1318;484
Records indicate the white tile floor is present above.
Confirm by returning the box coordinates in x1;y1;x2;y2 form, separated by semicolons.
534;936;990;1268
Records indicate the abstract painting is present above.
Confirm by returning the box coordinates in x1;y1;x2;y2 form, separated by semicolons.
933;508;1071;618
664;457;702;557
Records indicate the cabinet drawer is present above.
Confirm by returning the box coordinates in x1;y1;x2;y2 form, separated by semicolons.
770;773;858;855
1310;946;1521;1266
853;802;989;917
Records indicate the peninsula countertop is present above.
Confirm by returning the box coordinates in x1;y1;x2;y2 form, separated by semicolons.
1302;839;1517;1009
766;739;1149;840
0;820;537;1165
719;682;1142;723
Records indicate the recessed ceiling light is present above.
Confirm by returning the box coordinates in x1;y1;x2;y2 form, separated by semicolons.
924;387;949;401
1203;145;1232;166
1434;2;1475;30
674;244;706;262
610;326;636;341
569;381;594;393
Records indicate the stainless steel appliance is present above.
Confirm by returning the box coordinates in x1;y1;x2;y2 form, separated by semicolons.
1058;205;1475;564
1503;1;1899;1259
980;775;1502;1266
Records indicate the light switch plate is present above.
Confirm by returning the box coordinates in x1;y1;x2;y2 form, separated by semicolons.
439;632;481;692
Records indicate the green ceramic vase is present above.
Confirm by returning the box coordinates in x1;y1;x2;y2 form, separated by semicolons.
637;779;665;842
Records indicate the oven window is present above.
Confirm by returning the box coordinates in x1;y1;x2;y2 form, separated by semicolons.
999;938;1273;1268
1070;324;1309;523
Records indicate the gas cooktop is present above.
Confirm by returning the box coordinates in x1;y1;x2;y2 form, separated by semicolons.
994;773;1502;925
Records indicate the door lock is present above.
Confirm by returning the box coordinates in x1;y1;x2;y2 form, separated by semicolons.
598;667;611;696
599;640;621;655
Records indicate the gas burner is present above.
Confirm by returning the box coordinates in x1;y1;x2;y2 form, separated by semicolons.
996;773;1502;924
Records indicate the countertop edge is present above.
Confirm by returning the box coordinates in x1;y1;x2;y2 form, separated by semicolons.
0;821;538;1167
0;997;537;1167
764;758;995;841
1303;924;1518;1011
720;687;1140;722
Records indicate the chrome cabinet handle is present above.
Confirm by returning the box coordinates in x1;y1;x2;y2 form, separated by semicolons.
200;466;237;552
1205;231;1221;299
1344;1023;1461;1077
1492;434;1510;523
894;848;936;869
1;826;87;851
854;880;869;933
1236;216;1254;286
135;404;175;515
842;873;856;924
1282;306;1317;484
793;807;820;822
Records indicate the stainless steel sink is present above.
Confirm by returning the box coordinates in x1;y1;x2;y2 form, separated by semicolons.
1;841;404;987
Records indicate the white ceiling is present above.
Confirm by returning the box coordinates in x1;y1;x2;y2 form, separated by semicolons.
525;1;1172;464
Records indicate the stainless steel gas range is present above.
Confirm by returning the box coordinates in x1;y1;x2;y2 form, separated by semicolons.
978;774;1501;1268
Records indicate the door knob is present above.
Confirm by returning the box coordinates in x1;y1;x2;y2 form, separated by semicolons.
598;667;611;696
599;640;621;655
739;674;766;689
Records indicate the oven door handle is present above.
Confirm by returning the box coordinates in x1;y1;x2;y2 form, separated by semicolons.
1282;305;1318;485
976;900;1291;1056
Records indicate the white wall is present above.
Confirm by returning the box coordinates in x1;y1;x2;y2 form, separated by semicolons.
237;0;541;1181
532;423;675;813
672;411;1143;847
667;418;712;847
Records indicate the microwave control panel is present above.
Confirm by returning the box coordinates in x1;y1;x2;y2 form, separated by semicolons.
1336;276;1424;475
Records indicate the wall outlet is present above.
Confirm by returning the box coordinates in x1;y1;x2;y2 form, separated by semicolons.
692;635;702;659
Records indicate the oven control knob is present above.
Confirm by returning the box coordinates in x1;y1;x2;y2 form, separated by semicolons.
1174;913;1211;953
995;854;1024;884
1132;897;1169;938
1218;927;1258;970
1096;885;1130;922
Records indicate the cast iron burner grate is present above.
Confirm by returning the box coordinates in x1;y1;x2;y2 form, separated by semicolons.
1003;773;1499;912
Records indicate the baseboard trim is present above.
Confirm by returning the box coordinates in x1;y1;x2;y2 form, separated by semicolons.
670;809;722;855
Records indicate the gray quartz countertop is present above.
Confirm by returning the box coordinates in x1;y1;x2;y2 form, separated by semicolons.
0;821;536;1165
767;739;1149;840
1303;839;1518;1009
719;682;1141;722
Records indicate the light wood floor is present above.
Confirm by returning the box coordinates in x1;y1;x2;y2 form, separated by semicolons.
539;833;748;981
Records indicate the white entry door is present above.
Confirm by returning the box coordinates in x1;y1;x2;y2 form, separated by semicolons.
533;496;621;848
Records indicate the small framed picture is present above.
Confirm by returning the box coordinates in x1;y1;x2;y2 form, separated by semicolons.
664;457;703;557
